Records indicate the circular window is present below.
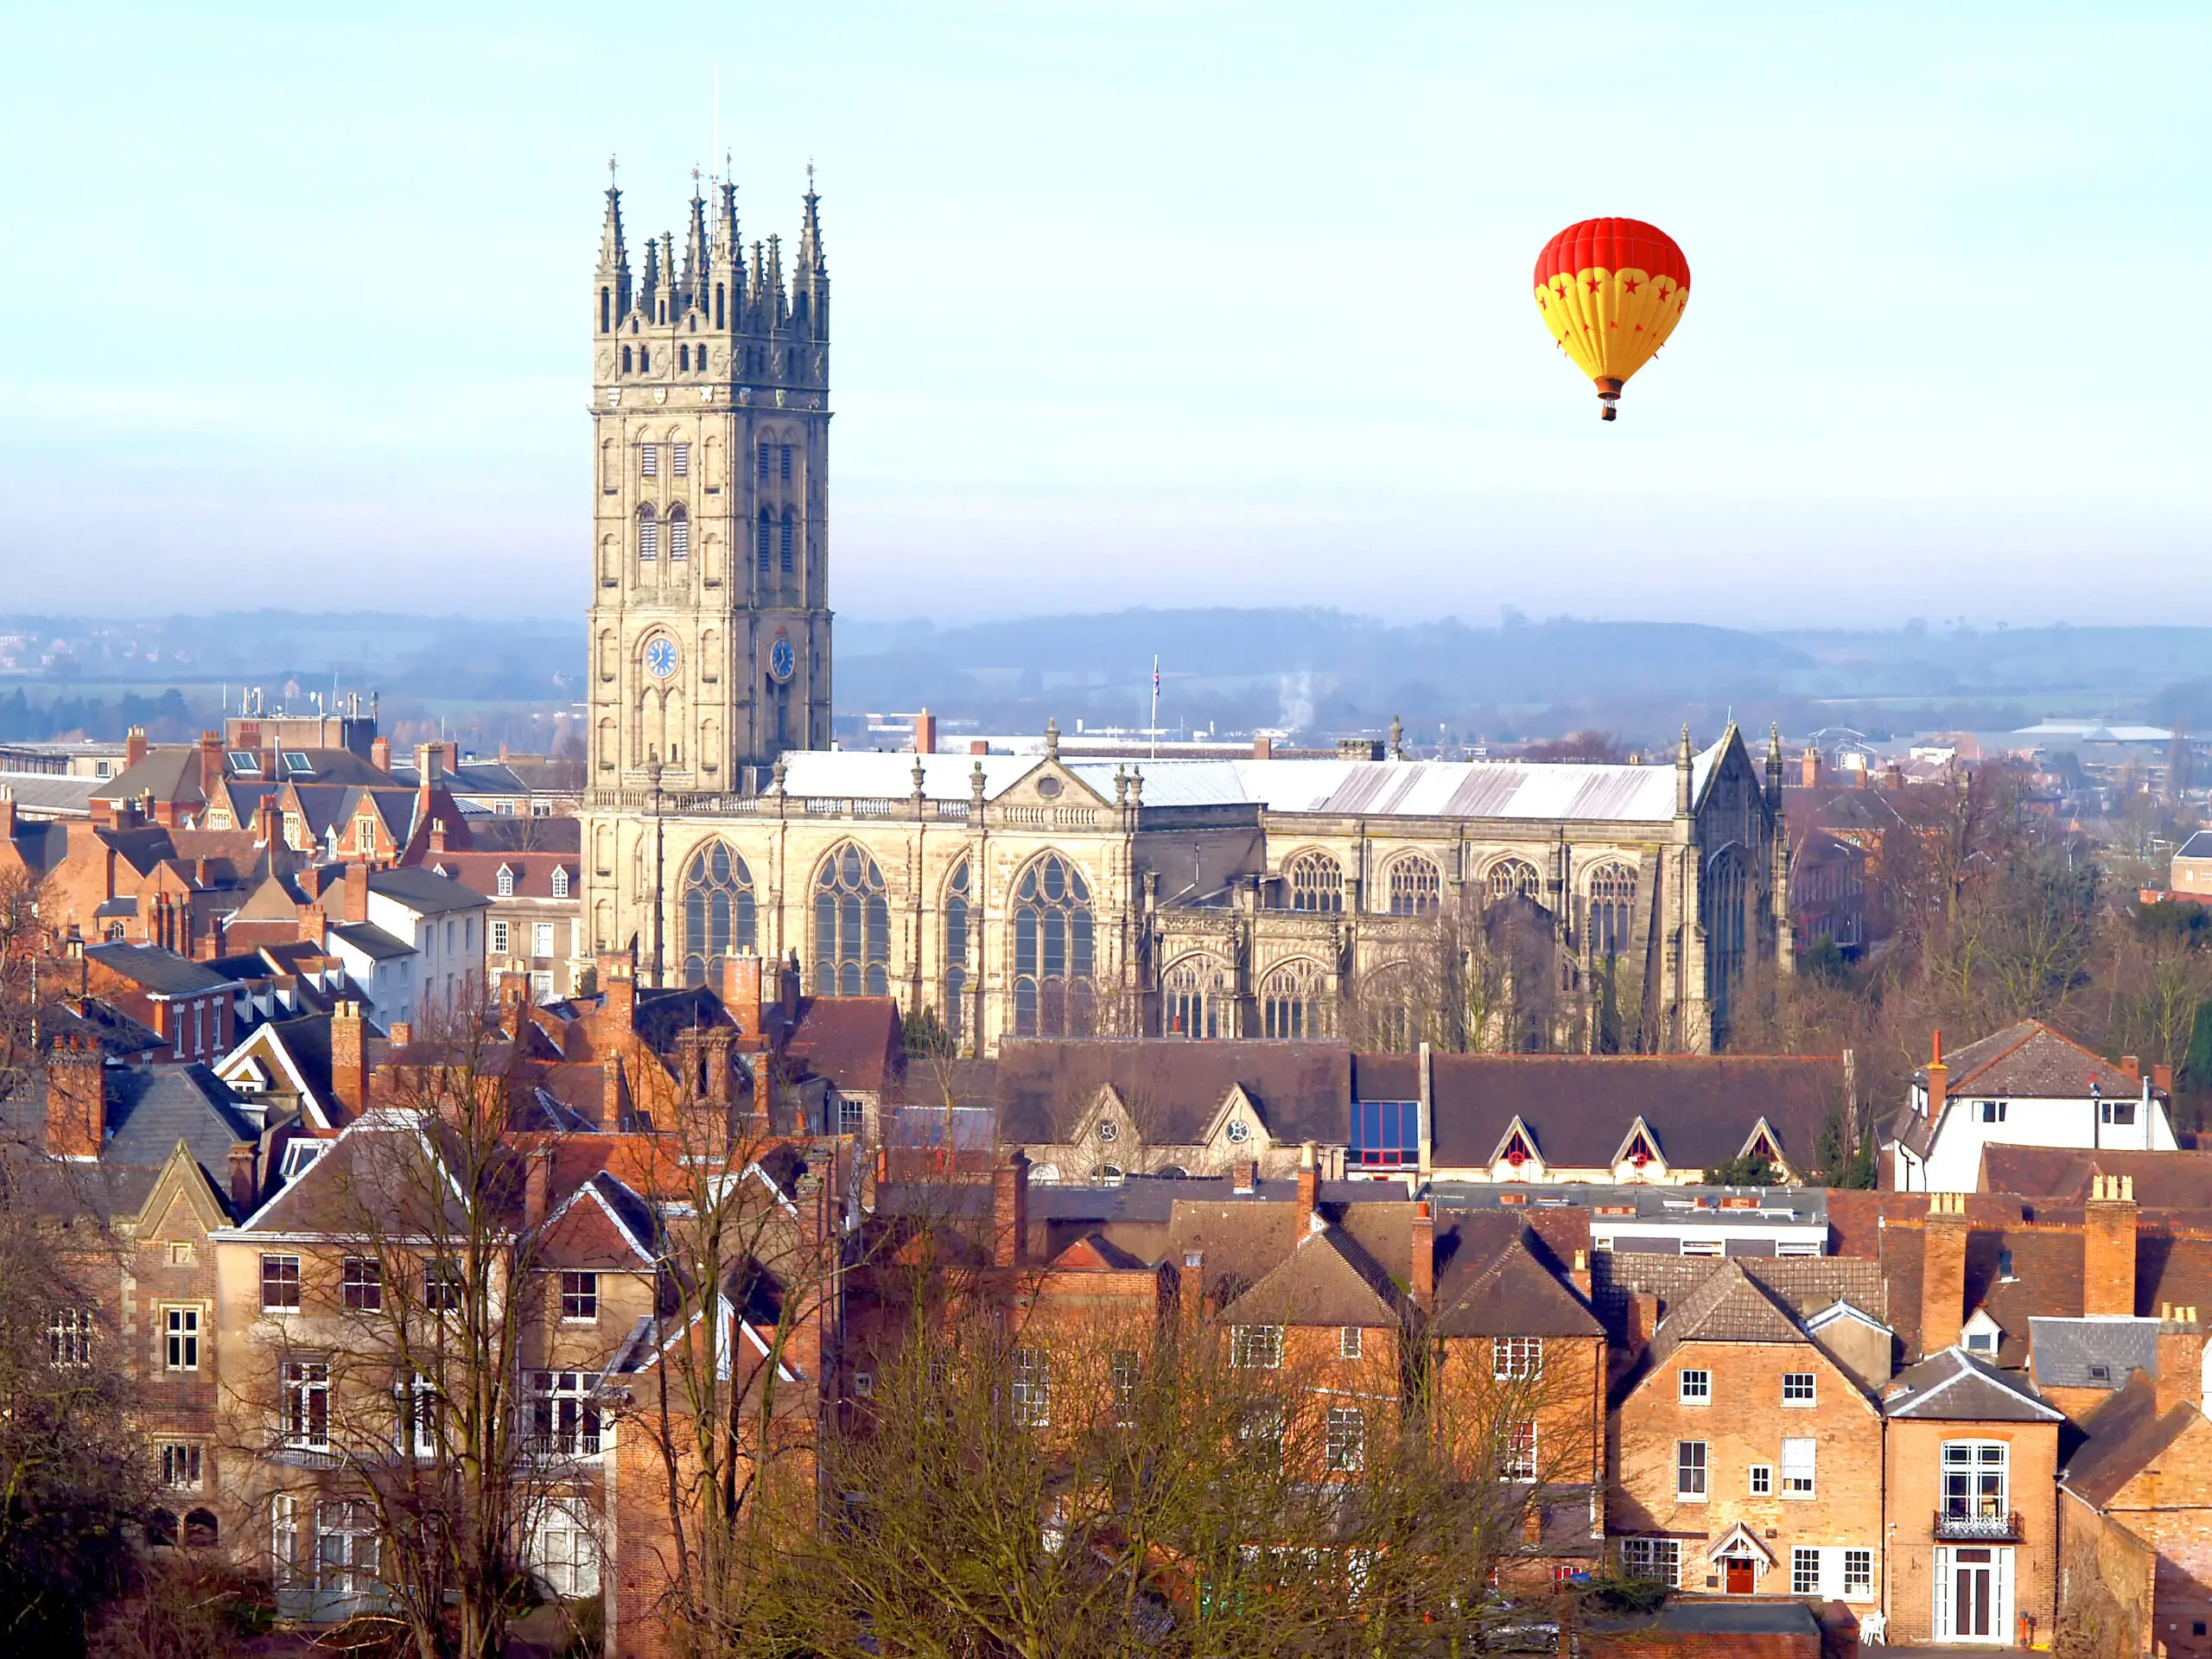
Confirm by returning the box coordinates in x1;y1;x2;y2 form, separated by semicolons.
1036;776;1063;798
1096;1119;1119;1143
1225;1119;1251;1144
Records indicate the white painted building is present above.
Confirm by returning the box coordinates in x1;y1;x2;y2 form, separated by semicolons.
1884;1020;2177;1192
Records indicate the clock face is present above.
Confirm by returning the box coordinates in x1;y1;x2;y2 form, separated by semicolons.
768;636;796;683
644;638;679;680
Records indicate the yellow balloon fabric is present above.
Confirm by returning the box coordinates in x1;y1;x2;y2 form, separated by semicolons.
1533;219;1691;411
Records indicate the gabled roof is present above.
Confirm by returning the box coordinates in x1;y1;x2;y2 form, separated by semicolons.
1882;1346;2065;1422
365;865;490;915
85;941;238;996
328;921;413;961
1643;1260;1806;1368
37;996;166;1059
783;996;902;1094
1430;1220;1603;1338
1921;1020;2142;1100
2060;1371;2205;1509
960;1039;1352;1147
1047;1230;1151;1272
2028;1317;2164;1393
1166;1198;1303;1308
103;1065;258;1189
1217;1221;1408;1328
90;747;204;806
1980;1146;2212;1209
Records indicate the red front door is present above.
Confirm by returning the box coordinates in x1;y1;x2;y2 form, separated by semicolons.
1726;1559;1756;1595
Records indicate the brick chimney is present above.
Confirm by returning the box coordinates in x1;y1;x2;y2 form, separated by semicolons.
2156;1319;2204;1414
2120;1055;2142;1089
228;1142;258;1217
969;739;989;756
1925;1030;1948;1119
342;864;370;925
2153;1064;2174;1096
330;1000;367;1116
1613;1291;1662;1389
125;726;149;770
1296;1140;1319;1233
2084;1173;2139;1319
371;734;391;773
524;1144;554;1230
601;1055;626;1129
912;709;938;756
498;966;531;1030
1230;1158;1257;1194
718;953;764;1034
388;1020;413;1049
45;1037;105;1159
199;731;225;798
1800;747;1821;787
1253;734;1274;760
1921;1192;1969;1355
415;741;443;785
1411;1199;1435;1308
598;952;636;1042
993;1150;1030;1269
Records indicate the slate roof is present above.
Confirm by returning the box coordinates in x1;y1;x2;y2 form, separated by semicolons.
2028;1317;2163;1392
1423;1052;1844;1173
2177;831;2212;861
1882;1346;2065;1422
2059;1371;2203;1509
963;1039;1352;1147
1217;1222;1409;1328
468;816;582;852
104;1064;258;1183
90;747;204;806
1590;1252;1885;1334
1643;1260;1806;1361
423;850;581;899
85;941;239;996
37;996;166;1059
328;922;413;961
365;865;490;914
1917;1020;2142;1099
783;996;902;1094
1166;1198;1304;1307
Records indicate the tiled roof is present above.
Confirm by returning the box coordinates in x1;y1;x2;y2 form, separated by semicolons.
2059;1371;2202;1509
1643;1260;1807;1362
1425;1052;1843;1173
2177;831;2212;861
1920;1020;2139;1099
365;865;490;915
422;849;582;899
783;997;902;1094
1430;1221;1604;1338
2028;1317;2163;1392
1590;1252;1885;1334
1218;1222;1408;1329
1882;1346;2064;1422
1166;1198;1303;1307
970;1039;1352;1147
90;747;204;805
328;922;412;961
104;1064;257;1189
85;941;238;996
1980;1147;2212;1209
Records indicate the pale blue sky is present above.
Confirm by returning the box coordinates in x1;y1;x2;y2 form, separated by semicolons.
2;3;2204;625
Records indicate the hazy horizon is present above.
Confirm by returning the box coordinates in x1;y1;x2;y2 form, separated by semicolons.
3;3;2205;625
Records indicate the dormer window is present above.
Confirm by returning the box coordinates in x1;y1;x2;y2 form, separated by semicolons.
1961;1307;2004;1355
497;865;515;898
551;867;569;899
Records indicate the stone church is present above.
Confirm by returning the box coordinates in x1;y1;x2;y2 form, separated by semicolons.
579;170;1793;1056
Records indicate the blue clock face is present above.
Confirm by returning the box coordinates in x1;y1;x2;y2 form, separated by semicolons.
644;638;679;680
768;637;795;683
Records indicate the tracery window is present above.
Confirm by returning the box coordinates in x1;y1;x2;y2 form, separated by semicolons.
816;844;890;996
1013;853;1093;1036
1704;847;1749;1025
943;860;970;1039
1287;851;1343;913
668;504;689;561
779;507;794;574
1164;954;1230;1039
681;842;756;986
756;508;772;572
1261;957;1328;1039
1388;855;1441;917
1486;858;1541;904
1362;962;1416;1050
1588;861;1638;956
637;505;658;563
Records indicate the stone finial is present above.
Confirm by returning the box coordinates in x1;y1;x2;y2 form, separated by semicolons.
1129;769;1144;807
771;753;787;794
970;759;988;809
1114;764;1128;806
1389;714;1404;760
912;755;927;798
1044;716;1060;760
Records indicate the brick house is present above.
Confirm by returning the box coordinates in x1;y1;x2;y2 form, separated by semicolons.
1608;1261;1885;1609
2058;1366;2212;1659
80;940;242;1064
1879;1348;2064;1645
419;847;585;1001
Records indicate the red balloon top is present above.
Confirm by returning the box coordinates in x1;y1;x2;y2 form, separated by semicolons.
1534;218;1689;291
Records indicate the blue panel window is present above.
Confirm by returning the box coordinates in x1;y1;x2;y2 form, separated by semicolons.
1351;1100;1419;1167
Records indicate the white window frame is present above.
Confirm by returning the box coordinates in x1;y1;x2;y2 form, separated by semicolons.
531;1502;601;1599
491;918;510;955
533;921;556;958
399;1371;441;1458
49;1306;93;1366
1494;1335;1544;1379
1782;1370;1816;1406
283;1359;330;1449
551;867;569;899
1010;1346;1052;1427
1942;1440;2009;1519
1678;1368;1711;1405
164;1306;200;1372
1781;1436;1816;1497
260;1252;302;1312
1340;1325;1363;1360
560;1271;599;1322
1325;1405;1368;1472
1676;1440;1708;1499
315;1499;379;1595
1843;1548;1874;1599
528;1370;603;1457
1749;1463;1774;1496
1620;1537;1681;1587
1230;1325;1283;1370
497;865;515;897
1503;1419;1537;1481
1792;1547;1821;1596
160;1442;203;1491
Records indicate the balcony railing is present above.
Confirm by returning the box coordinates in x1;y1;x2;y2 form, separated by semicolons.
1935;1508;2022;1541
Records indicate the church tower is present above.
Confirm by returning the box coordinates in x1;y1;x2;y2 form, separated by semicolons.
586;164;833;793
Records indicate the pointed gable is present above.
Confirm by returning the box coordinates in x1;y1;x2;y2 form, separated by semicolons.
1431;1228;1603;1339
1643;1260;1808;1371
1218;1224;1408;1329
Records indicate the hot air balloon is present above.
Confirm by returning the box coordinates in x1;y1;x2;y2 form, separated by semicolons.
1534;218;1689;420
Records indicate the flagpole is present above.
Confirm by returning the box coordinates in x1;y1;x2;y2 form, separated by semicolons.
1150;656;1160;761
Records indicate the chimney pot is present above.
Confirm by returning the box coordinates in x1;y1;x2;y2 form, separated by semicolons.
1295;1140;1319;1232
993;1151;1030;1269
1920;1193;1970;1355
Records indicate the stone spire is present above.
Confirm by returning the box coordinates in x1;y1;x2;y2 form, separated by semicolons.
765;233;786;327
798;166;825;276
1675;725;1694;818
794;166;829;335
681;172;710;306
715;177;742;318
1765;721;1784;805
596;162;632;320
640;232;663;302
658;231;676;309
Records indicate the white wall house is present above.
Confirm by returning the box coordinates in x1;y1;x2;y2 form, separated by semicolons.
1885;1020;2177;1192
364;867;489;1020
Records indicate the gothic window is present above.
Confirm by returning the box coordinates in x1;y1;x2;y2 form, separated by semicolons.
1486;858;1541;904
1164;954;1230;1039
1589;861;1638;957
1262;958;1329;1039
551;866;569;899
621;344;632;372
1361;962;1416;1050
1013;854;1094;1037
779;508;794;574
668;505;690;561
779;444;792;480
756;509;772;572
758;442;771;480
714;283;725;329
681;842;756;985
601;288;612;333
1287;851;1344;912
1388;855;1441;916
944;860;970;1040
638;505;658;563
815;844;890;996
677;344;689;371
1704;847;1749;1025
673;441;690;477
639;345;651;372
642;442;658;478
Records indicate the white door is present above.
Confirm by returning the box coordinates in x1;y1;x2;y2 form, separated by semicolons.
1936;1547;2012;1642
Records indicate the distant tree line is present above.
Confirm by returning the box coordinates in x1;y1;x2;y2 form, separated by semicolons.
0;689;195;745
